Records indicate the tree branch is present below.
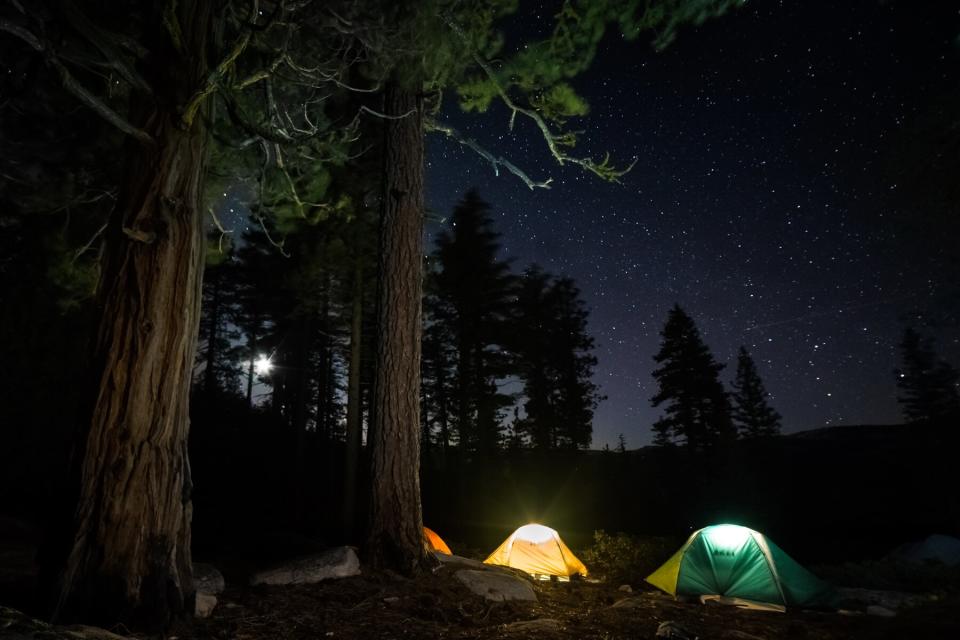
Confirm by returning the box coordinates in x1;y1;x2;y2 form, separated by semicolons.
359;104;417;120
0;18;155;145
72;222;108;262
426;119;553;190
208;207;234;254
181;0;266;128
442;16;635;183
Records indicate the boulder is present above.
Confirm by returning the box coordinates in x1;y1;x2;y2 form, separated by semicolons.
455;569;537;602
195;593;217;618
193;563;225;595
250;546;360;586
866;605;896;618
618;584;633;593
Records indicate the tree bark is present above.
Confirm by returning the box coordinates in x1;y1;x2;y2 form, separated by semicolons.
366;78;429;574
50;1;213;629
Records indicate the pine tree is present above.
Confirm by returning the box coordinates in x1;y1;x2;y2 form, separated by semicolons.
421;274;456;455
513;268;601;450
650;305;734;451
194;242;243;400
616;434;627;453
512;266;556;449
731;347;782;438
896;327;960;424
430;189;516;454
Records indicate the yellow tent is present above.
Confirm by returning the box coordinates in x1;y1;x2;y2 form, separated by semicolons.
484;524;588;578
424;526;453;555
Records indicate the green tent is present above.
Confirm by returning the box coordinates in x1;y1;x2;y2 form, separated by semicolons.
646;524;833;609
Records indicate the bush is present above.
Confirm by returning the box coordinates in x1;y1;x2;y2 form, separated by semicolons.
582;530;679;586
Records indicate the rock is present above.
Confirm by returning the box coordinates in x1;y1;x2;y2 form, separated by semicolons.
866;605;896;618
250;546;360;586
611;596;645;609
432;552;488;569
0;607;134;639
383;596;401;604
656;621;697;640
723;630;767;640
65;626;134;640
503;618;562;632
195;593;217;618
618;584;633;593
455;569;537;602
836;587;922;611
193;563;225;595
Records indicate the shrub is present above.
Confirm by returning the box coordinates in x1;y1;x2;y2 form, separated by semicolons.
582;530;679;586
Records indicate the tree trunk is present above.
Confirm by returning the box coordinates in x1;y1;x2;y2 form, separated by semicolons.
343;258;363;539
366;78;429;574
316;273;332;439
245;314;257;407
456;335;472;451
50;2;213;629
292;312;311;528
435;354;450;463
202;269;221;395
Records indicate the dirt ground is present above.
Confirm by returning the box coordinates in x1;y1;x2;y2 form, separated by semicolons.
178;566;960;640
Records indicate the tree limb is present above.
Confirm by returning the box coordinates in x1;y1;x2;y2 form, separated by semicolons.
181;0;265;128
442;16;635;183
0;18;155;145
208;207;234;254
359;104;416;120
426;119;553;190
72;222;108;262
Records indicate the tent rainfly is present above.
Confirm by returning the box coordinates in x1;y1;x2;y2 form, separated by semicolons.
424;526;453;555
484;524;588;579
646;524;833;610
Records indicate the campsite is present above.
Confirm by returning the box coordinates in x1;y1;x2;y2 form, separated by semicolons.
3;424;960;638
1;0;959;638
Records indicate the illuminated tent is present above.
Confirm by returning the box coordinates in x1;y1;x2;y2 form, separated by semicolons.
424;526;453;555
484;524;588;578
646;524;833;609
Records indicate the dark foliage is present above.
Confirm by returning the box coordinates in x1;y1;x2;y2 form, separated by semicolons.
895;326;960;425
650;305;734;450
427;189;517;454
513;266;602;450
581;530;680;586
731;346;782;438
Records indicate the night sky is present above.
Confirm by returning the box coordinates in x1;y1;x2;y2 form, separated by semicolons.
425;1;960;448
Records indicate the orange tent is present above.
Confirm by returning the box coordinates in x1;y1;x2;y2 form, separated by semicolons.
424;526;453;555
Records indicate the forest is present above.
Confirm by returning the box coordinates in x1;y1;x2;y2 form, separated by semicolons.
1;1;959;638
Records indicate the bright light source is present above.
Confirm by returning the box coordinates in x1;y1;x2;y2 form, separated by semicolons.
254;355;273;376
705;524;751;551
514;524;556;544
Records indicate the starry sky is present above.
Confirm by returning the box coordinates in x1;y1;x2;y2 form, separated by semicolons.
424;1;960;448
